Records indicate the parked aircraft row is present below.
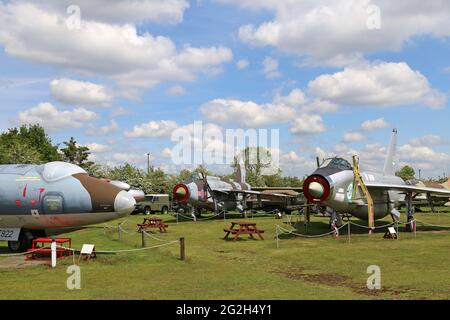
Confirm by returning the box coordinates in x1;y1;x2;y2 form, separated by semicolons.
1;129;450;252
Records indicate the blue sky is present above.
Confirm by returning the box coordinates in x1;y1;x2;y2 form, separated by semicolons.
0;0;449;178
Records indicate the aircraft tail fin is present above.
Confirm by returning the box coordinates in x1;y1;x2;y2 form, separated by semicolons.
383;128;398;176
235;162;246;184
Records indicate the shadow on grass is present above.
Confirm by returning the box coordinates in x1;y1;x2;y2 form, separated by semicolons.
164;212;273;223
278;219;450;239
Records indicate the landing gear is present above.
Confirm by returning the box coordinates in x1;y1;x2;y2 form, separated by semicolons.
405;192;415;232
7;229;33;253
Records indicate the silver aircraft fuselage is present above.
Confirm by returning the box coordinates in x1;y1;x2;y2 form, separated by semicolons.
304;164;405;220
0;162;136;231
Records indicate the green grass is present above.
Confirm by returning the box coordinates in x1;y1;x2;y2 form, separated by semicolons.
2;209;450;300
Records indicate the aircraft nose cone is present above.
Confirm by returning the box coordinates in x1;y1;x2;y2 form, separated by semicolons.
172;184;190;202
308;181;325;198
114;190;136;216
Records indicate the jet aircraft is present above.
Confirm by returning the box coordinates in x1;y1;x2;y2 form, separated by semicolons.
172;166;296;216
0;161;136;252
302;129;450;230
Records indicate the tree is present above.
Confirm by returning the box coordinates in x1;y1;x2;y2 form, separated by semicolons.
60;137;93;168
0;124;60;164
232;147;277;187
396;165;416;181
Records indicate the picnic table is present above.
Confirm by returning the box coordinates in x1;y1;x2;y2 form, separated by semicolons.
137;217;168;233
26;237;72;259
223;221;264;241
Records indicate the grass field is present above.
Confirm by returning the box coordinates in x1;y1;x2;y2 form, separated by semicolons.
1;209;450;300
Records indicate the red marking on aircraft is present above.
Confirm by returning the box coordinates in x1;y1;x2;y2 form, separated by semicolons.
30;198;36;206
15;199;21;206
23;184;27;198
38;188;45;203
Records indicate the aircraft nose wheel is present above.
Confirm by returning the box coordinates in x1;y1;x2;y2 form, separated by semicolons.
7;230;32;253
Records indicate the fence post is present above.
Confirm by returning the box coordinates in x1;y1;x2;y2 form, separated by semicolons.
180;237;185;261
118;223;121;241
347;222;351;243
396;221;399;240
276;226;279;249
141;231;146;248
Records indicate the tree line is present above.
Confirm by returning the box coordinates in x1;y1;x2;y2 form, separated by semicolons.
0;124;303;195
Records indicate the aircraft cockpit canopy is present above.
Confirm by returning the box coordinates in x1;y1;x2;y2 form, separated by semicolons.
37;161;87;182
319;157;353;171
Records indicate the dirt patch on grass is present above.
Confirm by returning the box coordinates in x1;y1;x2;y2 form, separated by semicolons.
272;267;412;298
0;256;49;269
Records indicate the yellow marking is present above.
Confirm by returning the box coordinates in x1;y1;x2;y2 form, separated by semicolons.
352;155;375;232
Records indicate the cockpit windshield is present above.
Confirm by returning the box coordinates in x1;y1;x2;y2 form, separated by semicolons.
319;157;352;171
37;161;86;182
184;173;200;184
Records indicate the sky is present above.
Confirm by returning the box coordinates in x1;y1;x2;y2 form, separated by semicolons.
0;0;449;179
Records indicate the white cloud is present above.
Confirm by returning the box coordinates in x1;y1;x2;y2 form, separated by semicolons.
361;118;389;131
273;88;305;107
343;131;365;142
226;0;450;66
50;78;113;106
308;62;446;108
409;135;446;147
300;99;338;114
0;2;232;92
290;114;326;135
86;120;118;136
16;102;97;132
200;98;295;128
125;120;179;138
236;59;249;70
39;0;189;25
112;152;149;164
162;148;173;158
110;107;129;117
85;142;111;153
262;57;281;79
166;85;186;96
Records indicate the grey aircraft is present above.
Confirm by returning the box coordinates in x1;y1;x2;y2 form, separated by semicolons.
0;161;136;252
302;129;450;229
172;166;296;216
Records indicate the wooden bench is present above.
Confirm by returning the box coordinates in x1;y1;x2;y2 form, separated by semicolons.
224;222;265;241
137;218;168;233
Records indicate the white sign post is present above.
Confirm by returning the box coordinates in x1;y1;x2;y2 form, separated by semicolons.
51;240;57;268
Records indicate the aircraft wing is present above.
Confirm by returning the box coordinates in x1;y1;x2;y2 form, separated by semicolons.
252;187;303;193
210;189;295;198
365;182;450;196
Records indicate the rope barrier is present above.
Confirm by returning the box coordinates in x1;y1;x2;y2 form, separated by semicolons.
142;230;173;243
414;219;450;228
176;210;226;221
348;220;396;229
91;240;178;254
275;222;349;238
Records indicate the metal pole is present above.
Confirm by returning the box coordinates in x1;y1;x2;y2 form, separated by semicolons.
396;221;399;240
146;153;151;174
180;237;185;261
141;231;146;248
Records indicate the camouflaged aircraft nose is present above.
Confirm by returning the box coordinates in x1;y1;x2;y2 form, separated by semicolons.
73;173;122;212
